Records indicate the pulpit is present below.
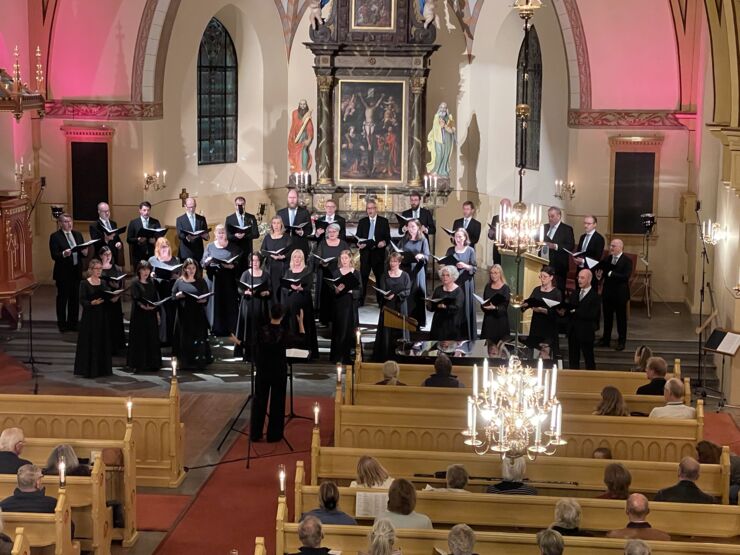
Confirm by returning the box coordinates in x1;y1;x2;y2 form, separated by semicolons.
500;250;548;335
0;196;36;326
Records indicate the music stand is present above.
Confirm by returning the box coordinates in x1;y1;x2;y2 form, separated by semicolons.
286;349;313;424
701;328;740;410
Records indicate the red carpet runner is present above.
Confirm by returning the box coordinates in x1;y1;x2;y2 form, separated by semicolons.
154;396;335;555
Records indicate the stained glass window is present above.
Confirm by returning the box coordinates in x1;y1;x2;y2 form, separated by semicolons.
515;25;542;171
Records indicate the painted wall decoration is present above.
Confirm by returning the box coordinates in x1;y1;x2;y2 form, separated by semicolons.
350;0;397;32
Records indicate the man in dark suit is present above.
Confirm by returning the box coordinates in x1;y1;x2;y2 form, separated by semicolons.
596;238;632;350
126;201;162;267
49;213;87;332
399;190;436;236
176;197;210;262
487;214;502;265
573;215;605;286
635;356;668;395
89;201;123;262
225;196;259;274
562;269;600;370
541;207;575;292
452;201;481;247
314;198;346;240
278;189;312;258
0;464;57;513
654;457;716;504
357;199;390;305
0;428;32;474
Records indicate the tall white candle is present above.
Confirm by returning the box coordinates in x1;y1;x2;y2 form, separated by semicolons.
539;225;544;243
472;364;479;397
550;364;558;399
467;397;473;431
336;363;342;383
556;403;562;436
172;358;177;378
543;370;550;403
313;402;320;426
535;419;541;445
279;465;286;494
59;459;66;488
483;358;489;390
537;358;543;386
126;399;133;420
162;170;167;183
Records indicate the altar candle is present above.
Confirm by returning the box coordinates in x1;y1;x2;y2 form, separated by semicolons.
349;183;353;204
313;402;320;427
550;364;558;399
535;419;541;445
467;397;473;431
536;358;543;387
472;364;478;397
424;175;428;191
472;401;477;437
550;402;557;432
433;175;438;190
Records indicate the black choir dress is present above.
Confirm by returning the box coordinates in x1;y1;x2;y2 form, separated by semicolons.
171;278;213;370
235;269;272;361
202;243;241;337
313;239;349;326
480;283;511;342
127;280;162;372
148;256;181;346
372;271;412;361
524;286;563;353
446;246;477;340
400;237;429;328
74;280;113;378
281;267;319;359
429;285;465;340
101;266;127;354
329;268;362;363
261;234;291;303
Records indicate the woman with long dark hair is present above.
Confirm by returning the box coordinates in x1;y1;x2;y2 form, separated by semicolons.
99;246;127;354
399;219;429;328
330;250;361;363
171;258;213;370
127;260;162;373
234;252;272;360
373;252;411;362
445;228;477;340
75;259;117;378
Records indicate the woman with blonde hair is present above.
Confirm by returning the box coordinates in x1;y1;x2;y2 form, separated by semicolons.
261;216;291;302
282;249;318;358
360;519;401;555
149;236;181;346
350;456;394;488
314;223;349;327
428;266;464;340
202;224;241;336
593;386;630;416
480;263;510;343
377;360;405;386
330;249;361;363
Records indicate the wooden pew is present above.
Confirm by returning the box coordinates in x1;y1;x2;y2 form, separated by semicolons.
0;377;185;489
11;528;30;555
0;455;112;555
19;428;138;547
334;386;703;462
2;492;81;555
307;431;731;503
276;497;740;555
254;537;267;555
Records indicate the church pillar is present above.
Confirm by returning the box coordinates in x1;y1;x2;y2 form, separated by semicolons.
316;74;335;187
409;76;426;188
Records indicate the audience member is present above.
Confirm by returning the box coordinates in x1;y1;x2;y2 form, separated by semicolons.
593;386;630;416
597;463;631;500
649;378;695;419
606;493;670;540
654;457;716;503
302;481;356;525
696;440;740;504
422;354;464;388
289;515;332;555
0;513;11;555
624;539;652;555
376;361;406;386
0;464;57;513
536;528;564;555
633;345;652;372
350;456;394;488
635;357;668;395
43;444;91;477
486;456;537;495
359;518;401;555
0;428;31;474
448;523;476;555
550;498;592;536
375;478;433;529
427;464;470;493
592;447;613;460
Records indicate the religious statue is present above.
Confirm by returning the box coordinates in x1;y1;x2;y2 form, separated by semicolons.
308;0;324;30
426;102;456;178
288;99;314;173
422;0;438;29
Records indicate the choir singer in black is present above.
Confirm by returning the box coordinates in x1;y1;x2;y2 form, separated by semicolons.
126;201;162;267
428;265;464;340
596;238;632;351
541;206;575;292
560;269;600;370
225;196;258;273
49;213;87;332
278;189;311;258
373;252;411;361
330;250;361;364
356;199;391;305
398;190;436;236
89;202;123;261
452;201;481;247
176;197;209;262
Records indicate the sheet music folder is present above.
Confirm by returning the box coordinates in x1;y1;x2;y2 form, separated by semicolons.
704;328;740;356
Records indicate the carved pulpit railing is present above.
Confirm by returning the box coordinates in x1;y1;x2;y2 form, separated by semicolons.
0;196;36;326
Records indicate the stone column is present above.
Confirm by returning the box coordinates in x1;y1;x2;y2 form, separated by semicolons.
316;74;335;187
408;76;426;187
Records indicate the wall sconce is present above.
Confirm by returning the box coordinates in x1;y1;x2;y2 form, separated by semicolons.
144;170;166;192
554;180;575;201
701;219;725;245
51;206;65;220
512;0;543;19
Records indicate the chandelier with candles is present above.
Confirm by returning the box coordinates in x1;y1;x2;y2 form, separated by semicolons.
465;357;565;460
494;201;545;255
0;46;45;120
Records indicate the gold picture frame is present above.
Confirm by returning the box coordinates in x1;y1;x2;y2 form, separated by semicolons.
350;0;397;32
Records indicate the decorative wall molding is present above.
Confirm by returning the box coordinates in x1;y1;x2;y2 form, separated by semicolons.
45;101;163;120
552;0;592;110
568;110;690;129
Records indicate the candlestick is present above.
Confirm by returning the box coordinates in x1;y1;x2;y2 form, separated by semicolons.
278;464;286;495
59;457;66;488
162;170;167;183
126;398;133;422
313;402;320;427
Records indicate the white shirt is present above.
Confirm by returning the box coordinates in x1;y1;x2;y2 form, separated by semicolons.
649;402;696;419
548;222;560;240
235;212;244;227
463;217;470;229
579;286;591;300
141;216;149;229
582;230;595;251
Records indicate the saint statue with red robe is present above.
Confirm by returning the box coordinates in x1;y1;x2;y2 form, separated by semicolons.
288;99;314;173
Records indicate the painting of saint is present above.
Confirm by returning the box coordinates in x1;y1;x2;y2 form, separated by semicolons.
351;0;396;31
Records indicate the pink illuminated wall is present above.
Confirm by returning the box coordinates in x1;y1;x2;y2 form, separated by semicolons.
48;0;147;100
577;0;680;110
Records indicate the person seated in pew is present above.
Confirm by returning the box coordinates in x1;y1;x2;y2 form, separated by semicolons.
633;345;652;373
536;529;564;555
486;456;537;495
0;428;31;474
301;481;356;525
592;447;613;460
593;386;630;416
649;378;695;419
376;361;406;386
42;444;91;477
289;515;333;555
422;354;465;388
549;498;593;537
696;440;740;505
654;457;716;504
0;464;56;513
597;463;632;500
375;478;433;530
606;493;670;541
0;516;12;555
425;464;471;493
624;539;652;555
359;518;401;555
635;357;668;395
447;523;476;555
350;456;394;489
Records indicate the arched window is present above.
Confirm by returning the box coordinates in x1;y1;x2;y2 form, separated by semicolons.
515;25;542;171
197;18;238;165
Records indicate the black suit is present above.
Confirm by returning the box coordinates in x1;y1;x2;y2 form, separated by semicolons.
89;218;123;261
400;207;436;236
599;253;632;346
225;211;259;274
543;221;575;291
126;216;162;267
636;377;666;396
654;480;716;504
49;229;85;331
176;212;209;262
316;214;346;240
278;206;312;257
0;452;32;474
356;215;391;304
453;217;481;247
566;286;600;369
487;215;502;265
0;488;57;513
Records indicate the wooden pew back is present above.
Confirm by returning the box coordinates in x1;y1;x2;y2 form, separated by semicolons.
253;537;266;555
11;528;31;555
1;492;80;555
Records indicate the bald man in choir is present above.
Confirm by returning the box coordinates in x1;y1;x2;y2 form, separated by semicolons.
278;189;312;258
541;206;575;292
176;197;210;262
89;202;123;261
595;238;633;351
560;268;600;370
49;213;88;332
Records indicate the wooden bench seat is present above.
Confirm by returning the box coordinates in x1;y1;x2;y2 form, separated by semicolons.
11;528;30;555
1;492;80;555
